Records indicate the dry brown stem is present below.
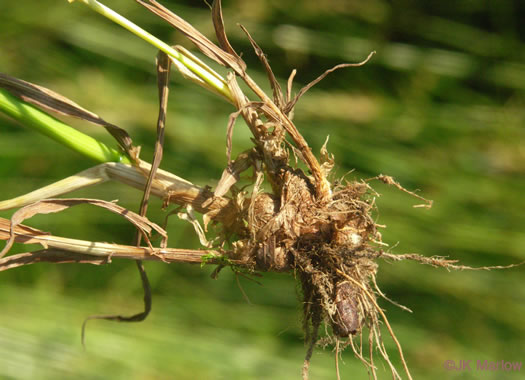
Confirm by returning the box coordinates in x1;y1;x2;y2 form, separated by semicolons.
0;217;218;268
0;246;213;271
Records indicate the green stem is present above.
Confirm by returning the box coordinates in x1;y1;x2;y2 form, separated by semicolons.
69;0;234;103
0;88;130;164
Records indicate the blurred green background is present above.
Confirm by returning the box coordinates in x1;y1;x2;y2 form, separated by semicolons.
1;0;524;379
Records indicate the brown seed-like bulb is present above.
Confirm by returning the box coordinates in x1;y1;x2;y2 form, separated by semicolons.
331;281;360;337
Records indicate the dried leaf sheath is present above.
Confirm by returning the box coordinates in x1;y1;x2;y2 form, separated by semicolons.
0;217;218;270
0;198;166;258
0;161;229;217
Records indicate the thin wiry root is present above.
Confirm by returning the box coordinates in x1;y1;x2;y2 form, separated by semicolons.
366;174;433;209
348;336;376;378
373;324;402;380
336;269;413;380
371;273;413;313
335;339;341;380
381;252;525;271
302;317;320;380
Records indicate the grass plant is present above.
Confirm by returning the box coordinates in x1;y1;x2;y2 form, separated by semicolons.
1;1;523;379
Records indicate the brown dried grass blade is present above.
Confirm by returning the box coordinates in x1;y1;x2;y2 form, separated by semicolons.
136;0;245;75
0;198;167;258
0;217;49;243
0;217;215;264
0;246;214;272
225;108;243;165
0;249;109;271
225;73;262;139
211;0;246;71
215;150;252;198
115;50;173;331
239;24;284;108
136;51;171;221
0;217;220;271
283;51;376;115
0;246;216;271
223;100;264;165
0;73;136;158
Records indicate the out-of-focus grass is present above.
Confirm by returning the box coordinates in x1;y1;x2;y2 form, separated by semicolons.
1;0;524;379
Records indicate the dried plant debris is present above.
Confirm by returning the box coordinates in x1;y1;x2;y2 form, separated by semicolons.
1;1;521;379
0;73;136;159
0;198;167;259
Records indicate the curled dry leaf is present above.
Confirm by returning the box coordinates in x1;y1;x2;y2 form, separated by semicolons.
215;150;252;198
211;0;246;71
225;108;244;164
0;198;166;258
136;50;171;220
238;24;284;108
177;205;212;248
0;73;136;159
0;249;110;271
319;136;335;177
225;74;262;138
